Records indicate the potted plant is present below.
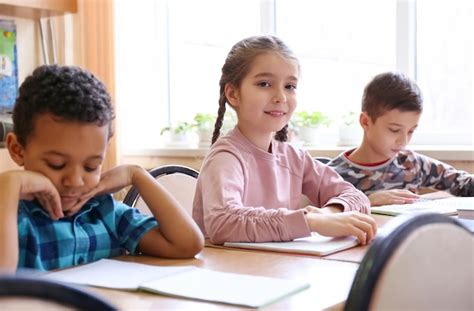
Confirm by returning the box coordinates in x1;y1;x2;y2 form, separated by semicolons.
193;113;215;147
160;121;194;146
293;111;331;146
337;111;361;146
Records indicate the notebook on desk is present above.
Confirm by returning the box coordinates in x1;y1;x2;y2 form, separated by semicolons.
46;259;310;308
371;197;474;216
221;233;359;256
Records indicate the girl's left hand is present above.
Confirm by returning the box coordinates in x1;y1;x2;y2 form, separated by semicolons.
66;165;143;216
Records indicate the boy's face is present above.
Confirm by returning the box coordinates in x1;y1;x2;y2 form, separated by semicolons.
9;113;109;213
362;109;421;161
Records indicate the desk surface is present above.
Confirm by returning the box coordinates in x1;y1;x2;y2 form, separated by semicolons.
89;248;359;310
86;215;393;310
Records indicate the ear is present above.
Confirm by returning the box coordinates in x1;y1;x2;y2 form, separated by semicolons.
359;112;371;131
6;133;25;167
224;83;240;108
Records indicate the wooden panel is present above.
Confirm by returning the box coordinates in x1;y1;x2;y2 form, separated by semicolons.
0;0;77;19
76;0;117;171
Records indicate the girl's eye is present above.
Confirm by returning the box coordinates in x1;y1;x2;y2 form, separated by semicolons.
257;81;270;87
286;84;297;90
389;129;400;133
48;163;65;170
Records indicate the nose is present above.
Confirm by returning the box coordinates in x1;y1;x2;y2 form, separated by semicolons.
63;167;85;188
396;133;409;147
272;87;287;104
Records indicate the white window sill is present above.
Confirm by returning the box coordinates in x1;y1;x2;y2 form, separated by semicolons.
123;145;474;161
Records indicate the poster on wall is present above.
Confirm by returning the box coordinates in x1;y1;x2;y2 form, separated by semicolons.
0;19;18;114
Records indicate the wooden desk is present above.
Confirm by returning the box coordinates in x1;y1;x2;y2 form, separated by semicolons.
84;216;394;310
87;248;359;310
323;215;393;263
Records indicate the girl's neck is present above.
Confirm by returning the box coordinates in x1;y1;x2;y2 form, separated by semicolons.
237;125;274;152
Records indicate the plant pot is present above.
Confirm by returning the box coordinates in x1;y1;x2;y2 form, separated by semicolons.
197;128;212;147
337;124;361;146
164;131;194;147
298;127;320;146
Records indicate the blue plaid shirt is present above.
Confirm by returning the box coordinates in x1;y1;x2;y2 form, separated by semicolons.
17;194;158;271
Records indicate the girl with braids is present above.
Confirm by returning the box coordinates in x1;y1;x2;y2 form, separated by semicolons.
192;35;376;245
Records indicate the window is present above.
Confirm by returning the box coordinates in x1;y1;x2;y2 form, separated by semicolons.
115;0;473;151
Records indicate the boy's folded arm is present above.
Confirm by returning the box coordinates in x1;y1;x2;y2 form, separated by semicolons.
0;172;22;272
131;167;204;258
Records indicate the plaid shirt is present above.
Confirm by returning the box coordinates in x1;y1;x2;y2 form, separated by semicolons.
328;149;474;196
17;194;158;271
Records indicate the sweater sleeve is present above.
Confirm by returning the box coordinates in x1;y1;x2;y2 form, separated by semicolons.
302;152;371;214
199;151;310;244
417;153;474;196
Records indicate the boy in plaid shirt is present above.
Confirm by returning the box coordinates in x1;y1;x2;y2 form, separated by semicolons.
0;65;203;272
328;72;473;206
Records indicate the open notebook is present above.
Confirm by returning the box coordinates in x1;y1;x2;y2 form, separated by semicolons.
221;233;359;256
371;197;474;216
46;259;309;308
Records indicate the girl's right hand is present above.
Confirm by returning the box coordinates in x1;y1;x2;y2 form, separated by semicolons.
306;211;377;245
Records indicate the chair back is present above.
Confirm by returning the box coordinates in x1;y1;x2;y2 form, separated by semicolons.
0;275;115;310
314;156;332;164
123;165;199;216
345;213;474;311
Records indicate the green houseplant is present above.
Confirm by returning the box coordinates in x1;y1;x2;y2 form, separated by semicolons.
293;111;331;146
160;121;194;146
338;111;361;146
193;113;215;147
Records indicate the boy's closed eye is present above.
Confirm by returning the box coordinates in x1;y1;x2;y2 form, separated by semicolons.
84;166;99;172
47;163;65;170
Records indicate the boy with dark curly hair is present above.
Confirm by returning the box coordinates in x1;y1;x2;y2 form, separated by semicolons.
328;72;473;206
0;65;203;272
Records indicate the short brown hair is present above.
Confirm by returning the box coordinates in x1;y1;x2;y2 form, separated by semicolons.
361;72;422;121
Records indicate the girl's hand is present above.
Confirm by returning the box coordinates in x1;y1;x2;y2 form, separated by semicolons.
368;189;420;206
3;171;63;220
67;165;144;216
306;211;377;245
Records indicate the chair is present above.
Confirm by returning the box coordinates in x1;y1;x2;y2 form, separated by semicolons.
314;156;332;164
345;213;474;311
123;165;199;216
0;275;115;310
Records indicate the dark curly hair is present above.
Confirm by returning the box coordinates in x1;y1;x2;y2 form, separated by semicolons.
12;65;115;146
362;72;423;122
212;35;299;145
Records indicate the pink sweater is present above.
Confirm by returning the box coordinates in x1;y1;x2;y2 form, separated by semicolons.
192;128;370;244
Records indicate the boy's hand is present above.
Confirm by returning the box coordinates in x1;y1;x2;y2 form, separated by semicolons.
368;189;420;206
306;211;377;245
2;171;63;220
66;165;143;216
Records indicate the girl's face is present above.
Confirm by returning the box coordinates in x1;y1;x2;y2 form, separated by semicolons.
226;52;299;149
